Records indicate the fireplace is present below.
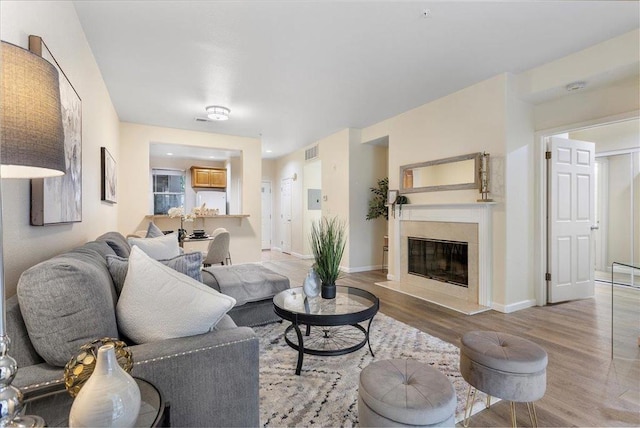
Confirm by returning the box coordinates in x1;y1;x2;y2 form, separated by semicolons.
399;219;480;304
408;237;469;287
382;202;493;311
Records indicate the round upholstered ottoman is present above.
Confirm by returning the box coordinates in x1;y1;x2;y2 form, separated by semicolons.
358;359;456;427
460;331;548;427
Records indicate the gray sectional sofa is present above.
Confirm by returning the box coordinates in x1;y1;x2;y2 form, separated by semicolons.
6;231;286;427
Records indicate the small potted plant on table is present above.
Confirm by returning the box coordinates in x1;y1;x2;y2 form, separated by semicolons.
309;216;346;299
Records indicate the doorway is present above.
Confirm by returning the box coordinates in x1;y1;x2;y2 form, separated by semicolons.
593;151;639;287
537;116;640;305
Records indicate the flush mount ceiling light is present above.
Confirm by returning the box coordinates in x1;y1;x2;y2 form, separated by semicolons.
206;105;230;121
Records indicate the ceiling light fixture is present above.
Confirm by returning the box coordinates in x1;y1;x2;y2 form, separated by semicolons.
206;105;230;121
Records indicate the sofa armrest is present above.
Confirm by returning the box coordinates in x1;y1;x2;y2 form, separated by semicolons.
129;326;259;427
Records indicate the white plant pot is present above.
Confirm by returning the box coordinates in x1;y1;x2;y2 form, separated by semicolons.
69;344;141;427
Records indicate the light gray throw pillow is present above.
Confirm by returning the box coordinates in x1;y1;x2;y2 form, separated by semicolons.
127;233;180;260
107;252;203;295
145;222;164;238
116;247;236;344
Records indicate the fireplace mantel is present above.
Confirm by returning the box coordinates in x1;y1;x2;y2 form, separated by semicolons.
392;202;494;307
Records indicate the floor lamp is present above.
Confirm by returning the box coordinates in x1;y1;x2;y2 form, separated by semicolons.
0;40;66;427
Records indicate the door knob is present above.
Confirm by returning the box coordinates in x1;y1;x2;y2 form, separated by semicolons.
590;225;599;230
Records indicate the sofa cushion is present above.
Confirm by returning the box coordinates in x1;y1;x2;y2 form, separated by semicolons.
107;252;203;295
202;264;290;306
17;243;120;367
145;222;164;238
127;234;180;260
116;247;236;344
96;231;131;258
5;296;43;368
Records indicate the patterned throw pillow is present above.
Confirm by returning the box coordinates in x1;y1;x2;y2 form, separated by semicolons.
107;251;203;295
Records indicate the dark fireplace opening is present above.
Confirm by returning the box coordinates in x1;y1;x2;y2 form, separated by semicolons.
408;237;468;287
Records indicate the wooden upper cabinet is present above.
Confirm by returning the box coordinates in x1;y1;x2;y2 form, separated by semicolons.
191;167;227;188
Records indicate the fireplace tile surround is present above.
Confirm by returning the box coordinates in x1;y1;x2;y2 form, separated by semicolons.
376;203;494;314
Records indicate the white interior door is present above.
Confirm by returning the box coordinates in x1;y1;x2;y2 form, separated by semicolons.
548;137;596;303
261;181;272;250
281;178;292;254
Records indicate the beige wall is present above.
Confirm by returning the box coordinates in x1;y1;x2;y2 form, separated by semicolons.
261;159;277;249
504;75;535;306
303;159;322;256
319;130;351;267
534;75;640;132
262;159;276;183
362;74;510;307
119;123;262;264
1;1;120;296
227;156;243;215
273;130;390;271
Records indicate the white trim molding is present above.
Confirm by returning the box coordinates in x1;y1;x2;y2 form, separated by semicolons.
492;299;536;314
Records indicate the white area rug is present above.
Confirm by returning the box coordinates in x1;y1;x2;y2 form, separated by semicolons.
256;312;490;427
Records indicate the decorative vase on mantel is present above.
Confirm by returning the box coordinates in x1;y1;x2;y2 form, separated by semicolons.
69;344;141;427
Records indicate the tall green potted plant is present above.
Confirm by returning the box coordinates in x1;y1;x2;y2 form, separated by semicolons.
309;217;346;299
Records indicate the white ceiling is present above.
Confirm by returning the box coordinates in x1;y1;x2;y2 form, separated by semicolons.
73;1;640;159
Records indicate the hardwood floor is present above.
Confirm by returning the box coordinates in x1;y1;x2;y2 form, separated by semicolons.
263;255;640;427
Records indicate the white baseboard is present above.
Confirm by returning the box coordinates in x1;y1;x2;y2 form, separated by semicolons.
271;247;282;252
341;265;382;273
491;299;536;314
291;252;314;260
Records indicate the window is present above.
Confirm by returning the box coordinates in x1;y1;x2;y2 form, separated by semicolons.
152;168;185;214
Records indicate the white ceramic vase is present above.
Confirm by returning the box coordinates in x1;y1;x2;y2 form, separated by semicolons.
69;344;141;428
303;268;321;298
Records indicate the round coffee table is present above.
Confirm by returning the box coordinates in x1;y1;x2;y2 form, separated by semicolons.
273;286;379;375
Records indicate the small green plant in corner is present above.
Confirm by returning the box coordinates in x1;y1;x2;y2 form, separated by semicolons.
366;177;389;221
309;216;346;299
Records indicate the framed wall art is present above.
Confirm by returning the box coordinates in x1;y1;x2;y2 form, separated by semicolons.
101;147;117;203
29;35;82;225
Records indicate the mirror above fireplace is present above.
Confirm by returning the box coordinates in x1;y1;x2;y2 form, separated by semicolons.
400;152;481;193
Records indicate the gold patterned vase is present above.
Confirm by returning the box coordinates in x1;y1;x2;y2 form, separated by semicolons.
64;337;133;397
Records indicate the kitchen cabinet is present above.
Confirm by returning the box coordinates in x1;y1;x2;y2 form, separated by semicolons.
191;167;226;188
